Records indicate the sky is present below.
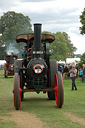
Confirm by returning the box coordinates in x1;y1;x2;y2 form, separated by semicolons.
0;0;85;54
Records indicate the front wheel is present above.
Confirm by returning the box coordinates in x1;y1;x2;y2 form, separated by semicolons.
55;72;64;108
13;73;22;110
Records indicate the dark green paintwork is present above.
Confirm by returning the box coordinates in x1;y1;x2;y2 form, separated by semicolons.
45;41;49;67
33;78;44;94
32;41;50;94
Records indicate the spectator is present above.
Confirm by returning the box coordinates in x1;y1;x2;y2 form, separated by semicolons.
79;68;83;78
1;65;3;69
69;64;73;70
63;65;69;79
69;65;77;90
75;64;78;77
59;65;63;74
82;64;85;82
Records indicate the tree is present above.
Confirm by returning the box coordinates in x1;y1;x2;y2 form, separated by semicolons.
42;31;77;61
62;32;77;53
0;11;32;58
78;52;85;68
50;32;70;61
0;34;6;59
0;11;32;41
79;8;85;34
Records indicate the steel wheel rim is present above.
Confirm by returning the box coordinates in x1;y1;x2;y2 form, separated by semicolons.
61;74;64;105
13;74;22;109
13;76;15;106
19;76;22;107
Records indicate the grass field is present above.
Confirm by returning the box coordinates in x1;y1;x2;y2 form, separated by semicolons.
0;70;85;128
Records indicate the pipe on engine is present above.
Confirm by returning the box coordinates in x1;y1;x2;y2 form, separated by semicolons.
34;23;42;51
32;24;43;58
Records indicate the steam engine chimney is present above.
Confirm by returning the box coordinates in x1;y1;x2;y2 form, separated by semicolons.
34;23;41;51
32;23;43;58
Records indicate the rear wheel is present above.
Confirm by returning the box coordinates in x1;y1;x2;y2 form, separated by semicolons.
20;71;24;101
47;60;57;100
55;71;64;108
13;73;22;110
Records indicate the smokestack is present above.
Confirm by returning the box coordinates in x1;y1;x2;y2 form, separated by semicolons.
31;23;43;58
34;23;42;51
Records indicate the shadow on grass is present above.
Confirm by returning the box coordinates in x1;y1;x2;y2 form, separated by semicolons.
19;96;58;112
23;97;48;101
0;75;13;79
5;76;13;79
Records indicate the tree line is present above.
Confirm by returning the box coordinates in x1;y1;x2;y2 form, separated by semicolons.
0;10;84;61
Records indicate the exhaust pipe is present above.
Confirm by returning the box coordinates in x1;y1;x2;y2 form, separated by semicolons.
34;23;42;51
32;23;43;58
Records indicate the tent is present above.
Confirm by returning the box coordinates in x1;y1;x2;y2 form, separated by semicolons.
66;58;80;64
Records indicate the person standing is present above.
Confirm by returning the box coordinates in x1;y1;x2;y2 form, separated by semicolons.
75;64;78;77
69;65;77;90
82;64;85;82
63;65;69;79
79;68;83;78
59;65;63;75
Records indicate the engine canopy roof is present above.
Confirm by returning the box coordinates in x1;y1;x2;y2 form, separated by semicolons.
16;33;55;44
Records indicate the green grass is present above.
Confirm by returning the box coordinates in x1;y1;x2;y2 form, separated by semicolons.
0;70;85;128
